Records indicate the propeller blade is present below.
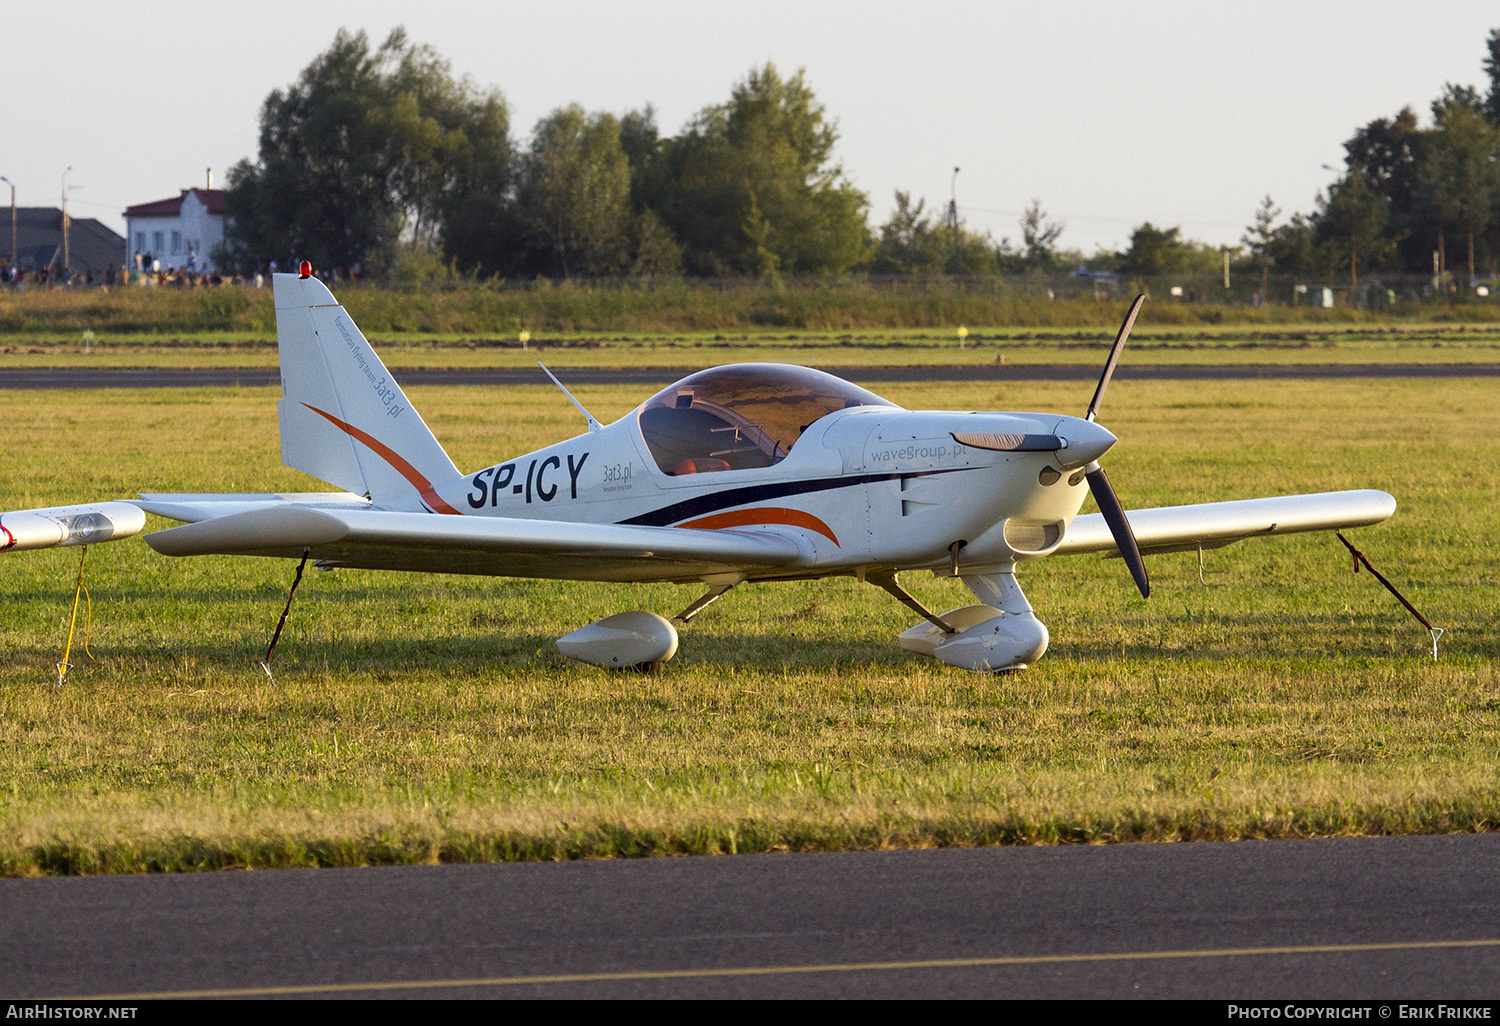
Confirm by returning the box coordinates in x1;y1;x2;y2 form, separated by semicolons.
1085;294;1146;423
1086;463;1150;599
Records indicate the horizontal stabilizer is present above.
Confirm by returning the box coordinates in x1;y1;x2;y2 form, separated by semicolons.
144;506;808;584
134;492;371;524
1054;489;1396;557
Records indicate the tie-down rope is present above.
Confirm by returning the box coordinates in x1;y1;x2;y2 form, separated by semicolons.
55;545;96;687
1336;532;1443;660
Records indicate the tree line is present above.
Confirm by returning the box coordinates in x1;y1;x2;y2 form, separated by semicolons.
221;29;868;280
221;26;1500;291
1304;31;1500;289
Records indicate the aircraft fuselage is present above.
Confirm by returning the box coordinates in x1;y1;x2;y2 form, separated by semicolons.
440;405;1117;579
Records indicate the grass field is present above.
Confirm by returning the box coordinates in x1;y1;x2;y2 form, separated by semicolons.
2;323;1499;371
0;378;1495;875
7;280;1500;338
5;284;1500;374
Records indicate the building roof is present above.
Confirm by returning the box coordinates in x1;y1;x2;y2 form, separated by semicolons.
5;207;126;273
124;188;226;218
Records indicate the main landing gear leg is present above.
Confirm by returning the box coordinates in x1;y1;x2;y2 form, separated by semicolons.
672;578;740;625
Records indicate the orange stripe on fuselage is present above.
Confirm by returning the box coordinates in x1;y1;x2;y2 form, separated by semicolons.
303;404;462;515
677;507;839;546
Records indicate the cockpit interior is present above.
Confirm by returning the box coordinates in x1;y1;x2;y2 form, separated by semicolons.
635;364;899;475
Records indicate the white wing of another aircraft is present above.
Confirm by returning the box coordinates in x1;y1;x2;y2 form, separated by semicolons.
1;273;1403;673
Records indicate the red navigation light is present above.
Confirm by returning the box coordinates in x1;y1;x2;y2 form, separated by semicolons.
299;260;312;279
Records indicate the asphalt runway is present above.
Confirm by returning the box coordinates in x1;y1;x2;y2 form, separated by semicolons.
3;835;1498;999
0;362;1496;391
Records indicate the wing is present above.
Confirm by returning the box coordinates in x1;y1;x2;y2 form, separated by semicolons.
1053;489;1396;557
142;505;809;584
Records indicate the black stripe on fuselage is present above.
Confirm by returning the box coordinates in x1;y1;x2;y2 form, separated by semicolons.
617;467;972;528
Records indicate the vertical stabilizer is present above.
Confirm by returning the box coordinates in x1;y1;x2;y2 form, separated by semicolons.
272;273;461;512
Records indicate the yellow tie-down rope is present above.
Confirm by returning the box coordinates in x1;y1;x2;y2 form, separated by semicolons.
55;545;96;688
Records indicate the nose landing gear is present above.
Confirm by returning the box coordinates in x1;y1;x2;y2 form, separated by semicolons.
890;563;1049;672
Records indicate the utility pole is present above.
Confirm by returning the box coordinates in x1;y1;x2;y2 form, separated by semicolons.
944;166;960;273
60;166;74;281
0;176;14;274
948;167;960;243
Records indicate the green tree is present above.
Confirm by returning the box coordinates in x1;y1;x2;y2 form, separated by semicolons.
1484;27;1500;124
223;29;402;273
1418;95;1500;284
660;64;872;276
1242;195;1281;295
869;191;1001;275
619;106;667;213
516;105;634;277
870;191;944;273
1121;223;1189;276
1316;172;1396;286
1268;213;1317;278
428;84;518;277
221;28;515;277
515;105;681;278
1342;106;1426;272
1018;199;1064;270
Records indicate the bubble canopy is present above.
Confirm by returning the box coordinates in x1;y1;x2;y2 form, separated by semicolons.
636;364;900;476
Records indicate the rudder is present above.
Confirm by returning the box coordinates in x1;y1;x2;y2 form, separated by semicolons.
272;273;461;513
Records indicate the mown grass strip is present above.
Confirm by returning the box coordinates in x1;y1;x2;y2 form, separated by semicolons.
8;795;1500;877
7;281;1500;335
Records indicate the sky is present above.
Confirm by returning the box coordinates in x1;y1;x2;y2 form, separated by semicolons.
4;1;1497;254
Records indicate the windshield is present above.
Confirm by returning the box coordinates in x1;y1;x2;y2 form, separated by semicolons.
636;364;898;475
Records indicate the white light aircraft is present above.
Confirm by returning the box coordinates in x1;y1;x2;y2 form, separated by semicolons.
1;269;1396;672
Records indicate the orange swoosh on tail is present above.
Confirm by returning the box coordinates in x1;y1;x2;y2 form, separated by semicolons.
303;404;462;515
677;507;839;546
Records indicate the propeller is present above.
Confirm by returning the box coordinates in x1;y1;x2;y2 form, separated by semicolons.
1086;293;1144;424
1083;294;1149;598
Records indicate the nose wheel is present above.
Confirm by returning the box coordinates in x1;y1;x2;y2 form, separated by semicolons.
873;565;1049;672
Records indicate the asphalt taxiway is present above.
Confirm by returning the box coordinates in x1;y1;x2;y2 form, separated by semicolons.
2;835;1497;999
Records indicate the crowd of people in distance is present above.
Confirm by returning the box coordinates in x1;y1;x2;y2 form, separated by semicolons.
0;260;123;287
0;251;353;289
128;250;243;287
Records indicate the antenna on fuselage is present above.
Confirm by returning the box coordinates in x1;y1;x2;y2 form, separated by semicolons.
538;362;601;433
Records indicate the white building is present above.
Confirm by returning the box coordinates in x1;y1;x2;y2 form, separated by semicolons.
124;187;226;273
